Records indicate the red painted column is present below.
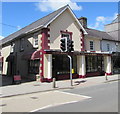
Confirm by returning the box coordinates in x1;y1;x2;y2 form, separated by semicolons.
39;28;51;82
80;29;85;51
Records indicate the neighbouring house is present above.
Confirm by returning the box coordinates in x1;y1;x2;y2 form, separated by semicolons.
0;5;117;82
103;14;120;73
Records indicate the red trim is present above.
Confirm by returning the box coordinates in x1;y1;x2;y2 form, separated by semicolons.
56;74;78;80
60;30;73;40
14;75;21;81
31;50;40;60
90;51;96;52
80;29;85;51
86;72;102;77
41;28;50;50
40;78;53;82
79;75;86;78
105;72;112;75
48;40;50;43
39;28;51;82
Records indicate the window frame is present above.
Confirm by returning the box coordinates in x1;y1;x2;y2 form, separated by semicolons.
107;44;110;51
28;59;40;74
89;40;94;51
33;33;38;48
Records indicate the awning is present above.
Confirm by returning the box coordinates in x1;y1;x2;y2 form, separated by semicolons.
6;54;14;62
31;50;40;60
22;50;40;60
0;56;3;62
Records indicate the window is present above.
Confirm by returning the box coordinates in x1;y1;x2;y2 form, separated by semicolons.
20;38;24;51
33;34;38;47
107;44;110;51
86;56;104;72
28;59;40;74
61;33;70;39
90;41;94;51
10;42;15;53
52;54;77;76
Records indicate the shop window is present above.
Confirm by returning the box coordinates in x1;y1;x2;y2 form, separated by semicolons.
20;38;24;51
90;41;94;51
86;56;104;72
52;54;77;76
28;59;39;74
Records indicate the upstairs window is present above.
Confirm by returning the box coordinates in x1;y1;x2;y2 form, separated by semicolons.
90;41;94;51
20;38;24;51
107;44;110;51
33;33;38;48
61;33;70;39
10;42;15;53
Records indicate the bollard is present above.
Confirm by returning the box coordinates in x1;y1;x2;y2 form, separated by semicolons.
105;73;108;81
53;78;56;88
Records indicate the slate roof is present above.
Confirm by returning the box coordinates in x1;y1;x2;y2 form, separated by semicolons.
85;28;117;41
2;5;68;45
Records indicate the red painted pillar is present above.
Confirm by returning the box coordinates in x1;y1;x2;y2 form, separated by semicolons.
80;29;85;51
39;28;50;82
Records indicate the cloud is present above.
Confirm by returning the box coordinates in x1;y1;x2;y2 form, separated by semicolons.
17;25;21;30
88;13;118;31
35;0;82;12
0;36;4;40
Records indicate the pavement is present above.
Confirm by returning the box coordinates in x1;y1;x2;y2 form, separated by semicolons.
0;74;119;98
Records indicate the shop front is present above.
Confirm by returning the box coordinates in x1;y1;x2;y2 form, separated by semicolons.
85;55;104;77
52;54;78;80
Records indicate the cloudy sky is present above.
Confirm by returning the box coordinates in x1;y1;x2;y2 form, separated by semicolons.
1;1;118;39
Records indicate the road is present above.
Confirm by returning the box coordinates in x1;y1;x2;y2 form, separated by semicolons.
37;81;118;112
1;80;119;112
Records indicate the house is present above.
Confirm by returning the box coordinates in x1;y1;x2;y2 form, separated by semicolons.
103;14;120;73
0;5;114;82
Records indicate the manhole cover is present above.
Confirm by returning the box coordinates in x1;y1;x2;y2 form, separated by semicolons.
30;97;38;99
33;84;40;86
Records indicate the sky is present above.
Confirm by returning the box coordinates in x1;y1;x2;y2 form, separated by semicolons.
0;1;119;39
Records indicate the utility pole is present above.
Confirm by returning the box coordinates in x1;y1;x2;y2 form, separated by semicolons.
67;55;73;86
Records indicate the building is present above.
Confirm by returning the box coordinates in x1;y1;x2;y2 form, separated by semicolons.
0;5;117;82
104;15;120;73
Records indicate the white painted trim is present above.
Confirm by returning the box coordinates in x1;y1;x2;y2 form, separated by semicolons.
44;6;68;28
44;5;87;35
67;6;87;35
55;91;91;99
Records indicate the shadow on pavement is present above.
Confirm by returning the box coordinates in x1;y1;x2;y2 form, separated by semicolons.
74;80;87;85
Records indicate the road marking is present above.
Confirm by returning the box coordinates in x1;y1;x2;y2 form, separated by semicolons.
30;91;92;112
30;101;78;112
30;105;52;112
55;91;92;99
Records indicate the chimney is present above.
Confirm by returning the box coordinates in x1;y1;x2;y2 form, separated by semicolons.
78;17;87;28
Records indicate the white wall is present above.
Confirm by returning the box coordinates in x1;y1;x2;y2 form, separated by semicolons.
101;40;119;52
